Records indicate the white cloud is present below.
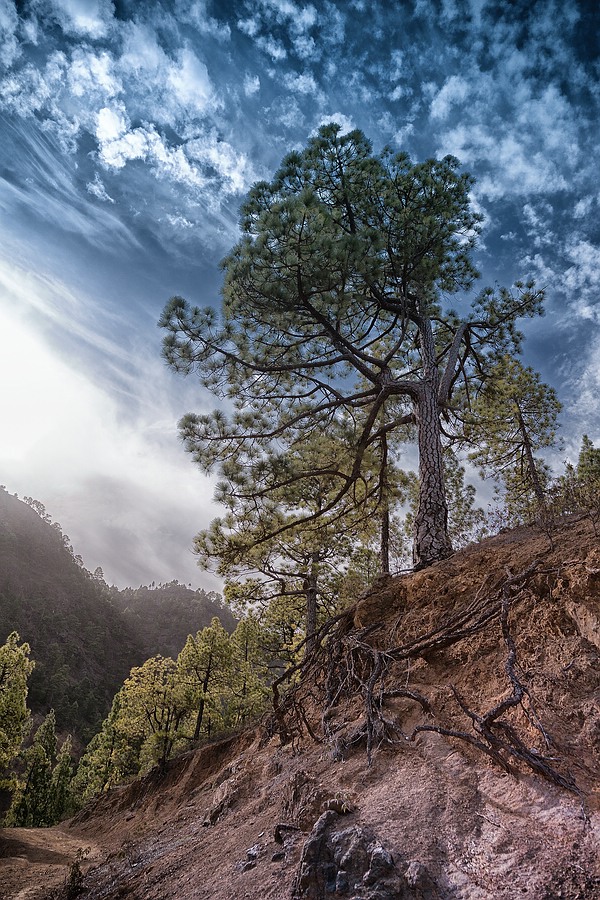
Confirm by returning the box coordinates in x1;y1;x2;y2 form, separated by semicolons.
0;53;67;117
258;0;317;30
440;123;569;200
521;202;556;249
97;122;148;170
292;34;318;60
165;213;194;230
185;132;254;194
564;340;600;450
166;47;218;116
0;5;247;240
430;75;471;120
0;1;21;68
86;172;114;202
45;0;115;39
257;35;287;60
563;240;600;322
119;20;167;77
96;104;128;143
283;70;319;96
0;256;220;588
573;196;595;219
95;117;253;199
440;0;459;22
243;73;260;96
238;16;260;38
393;122;415;146
68;47;121;99
174;0;231;41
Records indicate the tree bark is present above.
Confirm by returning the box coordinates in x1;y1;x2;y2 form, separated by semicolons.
412;316;453;568
380;431;390;575
380;501;390;575
304;552;319;659
193;649;213;741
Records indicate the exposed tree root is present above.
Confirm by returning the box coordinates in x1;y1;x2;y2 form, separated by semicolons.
268;562;579;795
410;573;578;794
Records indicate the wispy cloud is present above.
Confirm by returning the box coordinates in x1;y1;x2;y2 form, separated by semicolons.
0;255;219;587
0;122;138;249
0;3;257;254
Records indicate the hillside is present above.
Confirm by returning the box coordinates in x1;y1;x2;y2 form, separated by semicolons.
109;582;236;660
0;489;142;742
0;490;231;743
1;516;598;899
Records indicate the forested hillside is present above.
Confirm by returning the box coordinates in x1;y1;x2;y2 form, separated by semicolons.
110;582;236;661
0;489;231;743
0;488;139;743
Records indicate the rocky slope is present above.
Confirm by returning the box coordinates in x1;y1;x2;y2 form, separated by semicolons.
1;516;599;899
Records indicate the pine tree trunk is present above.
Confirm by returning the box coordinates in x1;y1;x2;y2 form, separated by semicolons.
380;502;390;574
514;399;547;515
413;316;453;568
193;650;213;741
304;553;319;659
380;431;390;574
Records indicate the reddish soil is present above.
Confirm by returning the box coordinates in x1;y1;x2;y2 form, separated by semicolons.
1;517;599;899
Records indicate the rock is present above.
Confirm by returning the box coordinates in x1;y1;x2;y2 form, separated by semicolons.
404;861;440;899
292;811;442;899
363;845;394;884
274;822;302;844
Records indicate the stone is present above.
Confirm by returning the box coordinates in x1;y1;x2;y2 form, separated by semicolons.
292;811;441;899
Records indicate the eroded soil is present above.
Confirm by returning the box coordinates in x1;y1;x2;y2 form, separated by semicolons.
2;517;599;899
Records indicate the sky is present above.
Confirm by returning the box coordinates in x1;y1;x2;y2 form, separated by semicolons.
1;0;599;589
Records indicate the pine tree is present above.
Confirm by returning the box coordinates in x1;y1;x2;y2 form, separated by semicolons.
577;434;600;482
568;434;600;532
177;619;232;741
118;656;189;771
161;124;543;569
49;735;75;822
464;355;561;524
226;615;270;727
8;710;57;827
73;692;139;803
0;632;34;783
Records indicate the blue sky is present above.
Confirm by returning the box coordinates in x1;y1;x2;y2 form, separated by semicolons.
1;0;599;587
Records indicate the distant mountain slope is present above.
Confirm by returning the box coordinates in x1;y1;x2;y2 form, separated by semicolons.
0;488;141;742
110;582;236;660
0;489;232;745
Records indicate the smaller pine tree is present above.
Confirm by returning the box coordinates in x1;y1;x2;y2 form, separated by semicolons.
8;711;57;827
